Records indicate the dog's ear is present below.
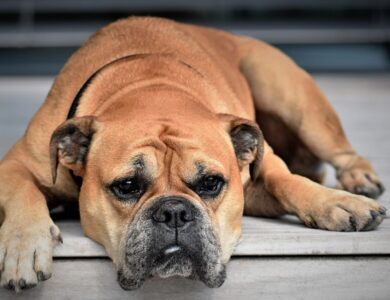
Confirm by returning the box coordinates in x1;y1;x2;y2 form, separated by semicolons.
50;116;97;184
220;114;264;180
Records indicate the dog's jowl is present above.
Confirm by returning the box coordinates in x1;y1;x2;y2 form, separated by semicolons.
0;17;386;291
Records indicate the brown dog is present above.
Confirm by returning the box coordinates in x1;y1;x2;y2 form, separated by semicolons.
0;17;386;291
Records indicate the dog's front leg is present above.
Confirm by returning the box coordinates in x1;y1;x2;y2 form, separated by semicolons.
259;143;386;231
0;160;62;291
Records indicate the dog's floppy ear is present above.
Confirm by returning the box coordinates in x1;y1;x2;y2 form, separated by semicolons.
50;116;97;184
220;114;264;180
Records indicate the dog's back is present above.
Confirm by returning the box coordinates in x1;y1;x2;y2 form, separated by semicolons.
49;17;252;113
20;17;254;159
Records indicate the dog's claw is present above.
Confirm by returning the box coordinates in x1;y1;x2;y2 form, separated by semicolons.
354;186;364;194
377;183;385;194
370;210;379;220
4;279;15;290
18;279;26;290
336;156;384;199
37;271;51;282
349;216;357;231
379;206;387;216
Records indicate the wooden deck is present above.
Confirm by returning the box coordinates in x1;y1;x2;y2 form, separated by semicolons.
0;74;389;299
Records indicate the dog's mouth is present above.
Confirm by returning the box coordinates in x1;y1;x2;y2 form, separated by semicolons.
117;200;226;290
118;242;226;290
152;244;194;278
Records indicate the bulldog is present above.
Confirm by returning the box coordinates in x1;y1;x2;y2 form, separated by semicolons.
0;17;386;292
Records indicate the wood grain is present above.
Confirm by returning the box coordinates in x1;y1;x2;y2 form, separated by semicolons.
0;258;389;300
54;216;390;257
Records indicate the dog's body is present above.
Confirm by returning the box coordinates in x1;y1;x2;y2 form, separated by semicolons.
0;17;386;291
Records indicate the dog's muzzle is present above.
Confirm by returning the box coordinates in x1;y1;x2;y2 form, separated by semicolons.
117;196;226;290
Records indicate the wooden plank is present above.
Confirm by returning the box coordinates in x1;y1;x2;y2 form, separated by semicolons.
0;257;389;299
54;216;390;257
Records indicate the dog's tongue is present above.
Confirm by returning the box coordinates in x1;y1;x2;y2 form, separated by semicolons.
163;245;182;256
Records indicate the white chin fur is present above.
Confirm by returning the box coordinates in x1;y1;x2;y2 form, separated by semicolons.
153;256;193;278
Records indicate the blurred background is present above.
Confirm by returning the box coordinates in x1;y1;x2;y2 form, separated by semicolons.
0;0;390;75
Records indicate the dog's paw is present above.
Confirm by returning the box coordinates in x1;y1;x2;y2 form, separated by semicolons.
336;156;385;199
301;191;386;231
0;219;62;292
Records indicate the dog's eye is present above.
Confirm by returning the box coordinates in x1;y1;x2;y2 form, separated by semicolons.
195;175;225;198
109;177;144;201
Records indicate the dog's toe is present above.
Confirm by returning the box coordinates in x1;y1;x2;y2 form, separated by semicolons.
37;271;51;282
0;246;39;292
3;279;16;290
0;220;60;292
338;168;385;199
17;278;36;290
379;206;387;215
348;216;357;231
307;191;386;232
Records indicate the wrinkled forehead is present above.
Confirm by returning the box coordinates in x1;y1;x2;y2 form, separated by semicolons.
89;121;234;182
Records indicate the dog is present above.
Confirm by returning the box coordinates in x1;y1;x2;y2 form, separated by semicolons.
0;17;386;292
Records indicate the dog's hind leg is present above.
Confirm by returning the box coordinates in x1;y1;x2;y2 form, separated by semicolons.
255;110;326;184
239;39;384;199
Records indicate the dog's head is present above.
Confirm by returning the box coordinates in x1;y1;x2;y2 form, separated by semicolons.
50;87;263;289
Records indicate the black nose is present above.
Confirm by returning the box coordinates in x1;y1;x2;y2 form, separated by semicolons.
152;197;195;228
